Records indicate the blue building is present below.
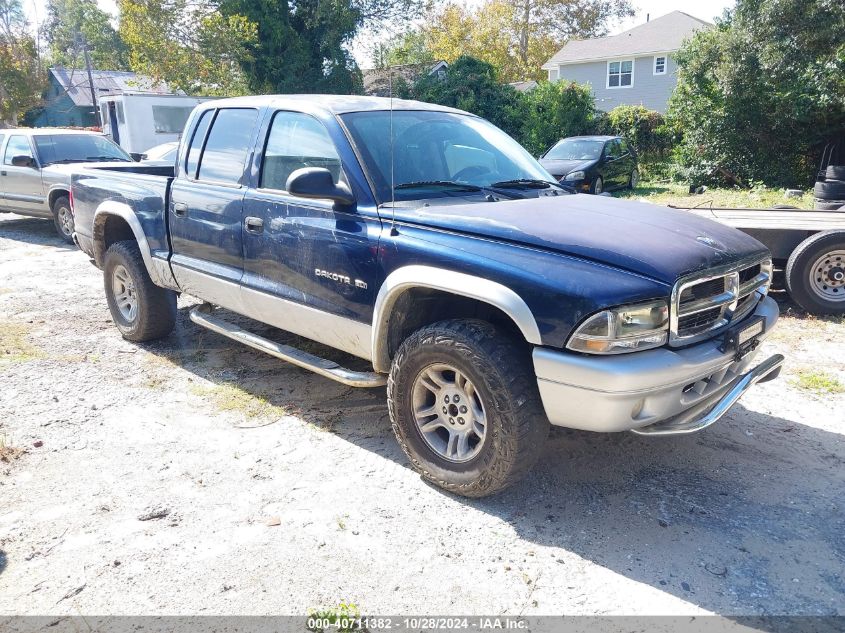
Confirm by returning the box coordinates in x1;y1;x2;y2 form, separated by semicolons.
27;67;170;128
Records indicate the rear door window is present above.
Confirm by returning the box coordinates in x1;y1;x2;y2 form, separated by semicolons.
197;108;259;185
185;109;213;179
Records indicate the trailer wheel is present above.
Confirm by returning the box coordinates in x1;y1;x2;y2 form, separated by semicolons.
785;230;845;315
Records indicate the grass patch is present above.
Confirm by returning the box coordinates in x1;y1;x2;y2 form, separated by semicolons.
791;370;845;395
307;603;361;633
0;435;25;462
0;322;44;365
617;181;814;210
190;382;287;419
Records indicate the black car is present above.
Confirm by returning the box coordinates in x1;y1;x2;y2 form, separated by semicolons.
539;135;639;194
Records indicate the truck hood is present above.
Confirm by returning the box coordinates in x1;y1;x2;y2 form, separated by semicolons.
391;194;769;284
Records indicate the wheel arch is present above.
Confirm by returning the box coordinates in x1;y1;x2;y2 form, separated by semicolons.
47;187;70;211
92;201;177;288
371;265;542;373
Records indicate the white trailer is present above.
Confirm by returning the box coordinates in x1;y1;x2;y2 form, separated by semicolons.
99;93;211;156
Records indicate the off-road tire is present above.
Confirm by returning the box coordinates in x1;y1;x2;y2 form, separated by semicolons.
825;165;845;181
785;230;845;315
388;319;549;498
103;240;177;341
591;176;603;195
814;179;845;200
51;195;74;244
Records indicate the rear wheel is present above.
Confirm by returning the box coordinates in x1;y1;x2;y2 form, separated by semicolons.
785;231;845;315
51;195;74;244
388;319;549;498
104;240;177;341
591;176;603;195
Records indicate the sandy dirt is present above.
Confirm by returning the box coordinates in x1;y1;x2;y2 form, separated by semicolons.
0;213;843;617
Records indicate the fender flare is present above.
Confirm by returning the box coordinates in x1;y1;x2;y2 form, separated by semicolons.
92;201;176;288
46;184;71;209
371;265;542;373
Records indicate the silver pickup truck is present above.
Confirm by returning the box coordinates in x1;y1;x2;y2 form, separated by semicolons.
0;128;132;242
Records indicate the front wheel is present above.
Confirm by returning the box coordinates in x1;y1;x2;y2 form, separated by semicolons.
388;319;549;498
629;169;639;189
591;176;604;195
104;240;177;341
51;196;74;244
785;231;845;315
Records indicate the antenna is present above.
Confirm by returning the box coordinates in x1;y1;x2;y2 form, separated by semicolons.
389;69;398;236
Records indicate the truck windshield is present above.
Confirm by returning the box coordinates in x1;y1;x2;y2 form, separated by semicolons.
544;139;604;161
340;110;560;203
34;134;132;165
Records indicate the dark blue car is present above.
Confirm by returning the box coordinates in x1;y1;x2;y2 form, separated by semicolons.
70;95;782;497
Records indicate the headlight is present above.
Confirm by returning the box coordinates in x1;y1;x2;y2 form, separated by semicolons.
563;170;585;181
567;300;669;354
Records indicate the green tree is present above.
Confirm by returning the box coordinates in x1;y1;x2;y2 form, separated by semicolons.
218;0;362;94
519;80;596;155
372;29;432;68
669;0;845;186
119;0;256;95
0;0;43;124
410;56;525;139
42;0;129;70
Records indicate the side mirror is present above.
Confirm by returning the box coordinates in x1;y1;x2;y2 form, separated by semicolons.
11;155;36;168
286;167;355;206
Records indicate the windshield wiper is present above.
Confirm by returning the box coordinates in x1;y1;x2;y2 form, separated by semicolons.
394;180;483;192
491;179;557;189
86;155;131;162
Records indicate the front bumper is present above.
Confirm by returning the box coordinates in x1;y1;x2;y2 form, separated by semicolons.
533;296;781;435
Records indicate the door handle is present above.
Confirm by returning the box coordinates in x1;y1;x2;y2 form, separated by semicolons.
172;202;188;217
244;216;264;234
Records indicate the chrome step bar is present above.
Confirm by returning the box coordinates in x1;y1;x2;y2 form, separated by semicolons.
189;303;387;388
631;353;784;436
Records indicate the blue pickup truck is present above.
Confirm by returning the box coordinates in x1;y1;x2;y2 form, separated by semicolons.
71;95;784;497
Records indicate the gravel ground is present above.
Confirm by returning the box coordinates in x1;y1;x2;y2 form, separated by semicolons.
1;213;844;617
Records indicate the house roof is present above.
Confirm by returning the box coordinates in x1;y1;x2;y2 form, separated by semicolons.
49;67;173;107
509;80;538;93
542;11;710;69
362;61;447;96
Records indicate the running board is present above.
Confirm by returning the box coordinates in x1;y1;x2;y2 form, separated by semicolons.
189;304;387;388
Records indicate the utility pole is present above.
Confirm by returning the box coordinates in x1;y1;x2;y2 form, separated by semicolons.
79;33;101;128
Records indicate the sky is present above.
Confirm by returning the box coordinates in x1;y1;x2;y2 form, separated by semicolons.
22;0;735;68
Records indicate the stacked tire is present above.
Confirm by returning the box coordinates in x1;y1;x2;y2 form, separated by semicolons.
814;166;845;210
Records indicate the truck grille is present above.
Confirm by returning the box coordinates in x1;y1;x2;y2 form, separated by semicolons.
670;258;772;346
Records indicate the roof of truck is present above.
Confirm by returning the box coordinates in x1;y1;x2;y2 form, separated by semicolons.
197;94;471;116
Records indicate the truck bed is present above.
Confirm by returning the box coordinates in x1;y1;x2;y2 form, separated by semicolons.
71;164;175;264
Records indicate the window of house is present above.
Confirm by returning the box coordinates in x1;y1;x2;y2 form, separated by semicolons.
654;55;667;75
260;111;344;191
196;108;259;185
607;60;633;88
4;135;34;165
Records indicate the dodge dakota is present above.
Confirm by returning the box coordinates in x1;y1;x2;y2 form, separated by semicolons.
70;95;784;497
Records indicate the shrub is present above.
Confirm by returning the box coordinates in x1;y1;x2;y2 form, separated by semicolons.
602;105;675;160
518;81;597;156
